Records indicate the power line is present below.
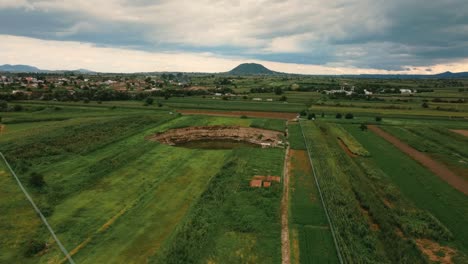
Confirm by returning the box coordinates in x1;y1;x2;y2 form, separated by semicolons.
0;152;75;264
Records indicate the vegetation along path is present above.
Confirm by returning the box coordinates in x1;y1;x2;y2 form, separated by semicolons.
368;125;468;195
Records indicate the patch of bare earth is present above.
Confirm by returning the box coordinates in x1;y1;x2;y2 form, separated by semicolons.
147;126;283;147
289;150;316;202
358;205;380;231
416;239;456;264
368;125;468;195
178;109;297;120
450;129;468;137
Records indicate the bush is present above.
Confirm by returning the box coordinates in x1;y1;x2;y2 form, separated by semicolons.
279;95;287;101
29;172;46;188
300;110;307;116
375;116;382;122
24;240;46;257
336;113;343;119
145;97;154;105
13;105;23;111
307;113;316;120
274;87;283;95
240;115;248;119
421;102;429;108
360;123;368;131
345;113;354;119
83;98;90;103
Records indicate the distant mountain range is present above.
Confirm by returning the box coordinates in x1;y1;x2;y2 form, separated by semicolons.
227;63;278;75
1;63;468;78
0;64;94;73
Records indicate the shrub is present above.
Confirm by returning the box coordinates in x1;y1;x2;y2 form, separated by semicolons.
24;240;46;257
240;115;248;119
421;102;429;108
307;113;316;120
345;113;354;119
300;110;307;116
13;105;23;111
336;113;343;119
29;172;46;188
145;97;154;105
279;95;287;101
360;123;368;131
0;100;8;111
375;116;382;122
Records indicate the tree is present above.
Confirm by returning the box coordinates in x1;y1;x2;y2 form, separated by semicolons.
321;112;325;118
0;100;7;111
421;102;429;108
279;95;287;101
300;110;307;116
375;116;382;122
145;97;154;105
24;240;47;257
360;123;368;131
336;113;343;119
29;172;45;188
274;87;283;95
307;113;316;120
13;105;23;112
345;113;354;119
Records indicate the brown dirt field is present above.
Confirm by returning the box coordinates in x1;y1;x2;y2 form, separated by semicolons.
337;138;357;158
263;181;271;187
178;109;297;120
416;239;456;264
451;129;468;137
369;125;468;195
147;125;283;147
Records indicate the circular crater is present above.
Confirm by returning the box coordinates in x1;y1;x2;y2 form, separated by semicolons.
147;126;284;149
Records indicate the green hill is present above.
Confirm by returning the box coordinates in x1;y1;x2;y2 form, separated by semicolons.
228;63;277;75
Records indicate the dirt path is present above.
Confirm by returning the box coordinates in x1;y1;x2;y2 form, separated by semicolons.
178;109;297;120
281;145;291;264
451;129;468;137
368;125;468;195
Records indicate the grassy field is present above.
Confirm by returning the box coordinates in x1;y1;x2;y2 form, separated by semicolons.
346;124;468;255
301;121;468;263
0;106;287;263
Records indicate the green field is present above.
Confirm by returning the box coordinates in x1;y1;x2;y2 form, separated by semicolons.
1;78;468;264
0;105;286;263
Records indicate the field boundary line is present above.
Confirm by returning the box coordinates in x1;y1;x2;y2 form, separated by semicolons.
0;152;75;264
298;120;344;264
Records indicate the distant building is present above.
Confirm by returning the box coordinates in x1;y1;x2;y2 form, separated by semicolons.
253;98;262;101
399;89;413;94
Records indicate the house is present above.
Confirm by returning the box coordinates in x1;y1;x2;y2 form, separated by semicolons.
253;98;262;101
399;89;413;94
266;98;273;102
364;89;373;95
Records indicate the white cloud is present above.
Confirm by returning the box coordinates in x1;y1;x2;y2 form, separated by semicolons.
2;34;467;74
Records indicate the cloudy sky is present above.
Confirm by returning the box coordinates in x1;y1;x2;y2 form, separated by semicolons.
1;0;468;74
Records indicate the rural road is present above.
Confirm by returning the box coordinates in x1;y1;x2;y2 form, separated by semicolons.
368;125;468;195
281;145;291;264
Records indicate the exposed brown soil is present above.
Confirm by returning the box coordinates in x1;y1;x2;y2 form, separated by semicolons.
416;239;456;264
148;126;283;147
369;125;468;195
0;125;4;133
337;138;357;158
382;198;395;209
358;205;380;231
450;129;468;137
178;109;297;120
184;86;210;91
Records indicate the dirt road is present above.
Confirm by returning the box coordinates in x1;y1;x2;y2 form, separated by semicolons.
178;109;297;120
281;146;291;264
368;125;468;195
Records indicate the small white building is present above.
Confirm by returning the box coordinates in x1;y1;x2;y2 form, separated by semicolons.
399;89;413;94
253;98;262;101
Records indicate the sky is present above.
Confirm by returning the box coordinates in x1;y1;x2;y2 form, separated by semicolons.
1;0;468;74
